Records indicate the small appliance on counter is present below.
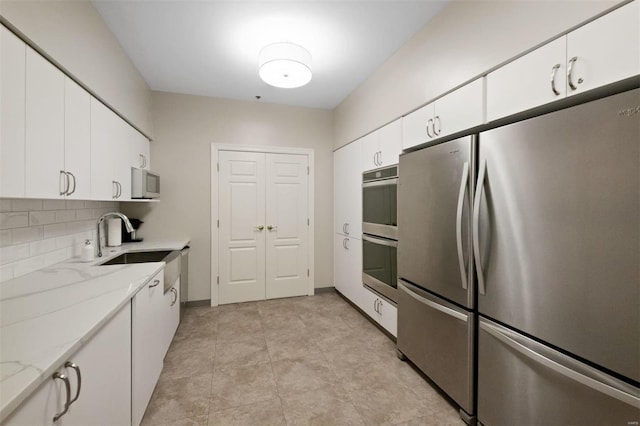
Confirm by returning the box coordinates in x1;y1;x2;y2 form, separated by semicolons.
122;218;144;242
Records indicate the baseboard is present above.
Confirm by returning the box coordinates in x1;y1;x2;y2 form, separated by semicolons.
185;299;211;307
314;286;337;294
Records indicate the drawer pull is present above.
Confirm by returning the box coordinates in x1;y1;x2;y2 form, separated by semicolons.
170;287;178;306
65;362;81;405
52;372;71;421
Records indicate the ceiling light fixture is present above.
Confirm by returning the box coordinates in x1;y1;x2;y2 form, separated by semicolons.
259;42;312;89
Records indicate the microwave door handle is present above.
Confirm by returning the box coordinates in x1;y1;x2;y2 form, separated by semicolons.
362;234;398;248
456;162;469;290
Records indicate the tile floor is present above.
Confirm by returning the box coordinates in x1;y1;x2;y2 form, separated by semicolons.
141;291;464;426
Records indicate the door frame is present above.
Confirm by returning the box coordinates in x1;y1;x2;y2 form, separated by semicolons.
211;144;315;306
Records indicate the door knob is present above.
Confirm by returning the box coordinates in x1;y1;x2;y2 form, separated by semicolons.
255;225;264;231
267;225;277;231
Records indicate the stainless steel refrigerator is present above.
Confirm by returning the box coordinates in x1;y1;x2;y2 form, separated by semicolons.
475;88;639;425
397;134;477;423
397;87;640;425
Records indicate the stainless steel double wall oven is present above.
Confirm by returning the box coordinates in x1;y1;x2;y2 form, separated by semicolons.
362;165;398;303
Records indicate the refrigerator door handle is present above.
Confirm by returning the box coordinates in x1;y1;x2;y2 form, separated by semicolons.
481;320;640;407
473;159;487;295
398;281;468;322
456;161;469;290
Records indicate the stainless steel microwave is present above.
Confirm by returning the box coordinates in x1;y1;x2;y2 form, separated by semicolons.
131;167;160;199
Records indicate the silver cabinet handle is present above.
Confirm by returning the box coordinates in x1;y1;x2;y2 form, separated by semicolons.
433;116;441;136
59;170;69;196
254;225;264;231
426;119;433;138
456;162;470;290
342;238;347;249
342;223;347;234
374;299;378;314
149;279;160;288
66;172;77;196
344;223;350;235
65;362;81;405
480;320;640;407
567;56;578;90
170;287;178;306
267;225;277;231
378;299;382;315
116;181;122;198
550;63;561;95
52;372;71;422
344;238;349;250
378;151;383;166
112;181;118;199
472;159;487;295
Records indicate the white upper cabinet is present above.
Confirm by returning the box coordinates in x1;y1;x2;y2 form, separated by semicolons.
90;99;118;201
402;79;484;150
488;1;639;121
0;25;26;198
25;47;65;199
362;119;402;171
378;119;402;167
64;78;92;200
487;38;566;122
566;1;639;96
360;131;379;172
334;140;362;238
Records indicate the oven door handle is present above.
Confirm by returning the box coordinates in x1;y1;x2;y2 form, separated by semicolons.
362;178;398;188
362;234;398;247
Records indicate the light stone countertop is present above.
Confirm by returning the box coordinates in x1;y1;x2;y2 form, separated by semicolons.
0;238;189;422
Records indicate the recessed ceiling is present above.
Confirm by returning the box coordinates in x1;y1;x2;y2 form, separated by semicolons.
92;1;448;110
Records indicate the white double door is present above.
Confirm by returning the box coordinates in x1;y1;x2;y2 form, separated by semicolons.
218;151;309;304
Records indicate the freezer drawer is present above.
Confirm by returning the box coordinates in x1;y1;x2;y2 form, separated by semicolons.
476;88;640;381
478;317;640;426
397;280;474;416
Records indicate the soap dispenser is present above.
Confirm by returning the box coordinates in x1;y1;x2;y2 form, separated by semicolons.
82;240;94;262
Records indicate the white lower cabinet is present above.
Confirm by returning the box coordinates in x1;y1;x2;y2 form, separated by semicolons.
361;286;397;337
132;271;165;426
333;234;362;307
4;303;132;426
162;277;181;358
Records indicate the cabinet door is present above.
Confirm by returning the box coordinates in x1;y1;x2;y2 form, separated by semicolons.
402;102;434;150
64;78;91;200
90;99;117;200
163;277;180;357
132;272;164;426
334;140;362;237
361;287;397;337
433;78;484;139
487;38;567;122
567;1;640;96
131;131;150;171
360;131;379;172
334;234;362;307
3;368;65;425
378;119;402;167
25;47;65;199
63;303;131;426
114;120;135;201
0;25;26;198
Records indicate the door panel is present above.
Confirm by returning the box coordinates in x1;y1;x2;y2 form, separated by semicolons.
64;77;91;200
218;151;266;304
398;136;474;308
397;280;474;414
265;153;309;299
477;89;640;381
478;317;640;426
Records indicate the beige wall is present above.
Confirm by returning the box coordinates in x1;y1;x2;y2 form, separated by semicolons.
122;92;334;302
333;0;620;148
0;0;152;135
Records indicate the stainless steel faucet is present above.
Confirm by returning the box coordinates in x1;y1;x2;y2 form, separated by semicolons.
96;212;134;257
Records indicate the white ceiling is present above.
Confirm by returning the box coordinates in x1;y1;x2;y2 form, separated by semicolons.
92;1;448;110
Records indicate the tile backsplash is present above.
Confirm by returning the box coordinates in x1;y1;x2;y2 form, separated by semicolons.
0;199;120;282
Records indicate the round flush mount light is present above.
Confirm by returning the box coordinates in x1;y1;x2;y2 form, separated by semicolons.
259;42;312;89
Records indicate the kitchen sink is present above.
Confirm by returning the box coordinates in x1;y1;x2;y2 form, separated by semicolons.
98;250;173;265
